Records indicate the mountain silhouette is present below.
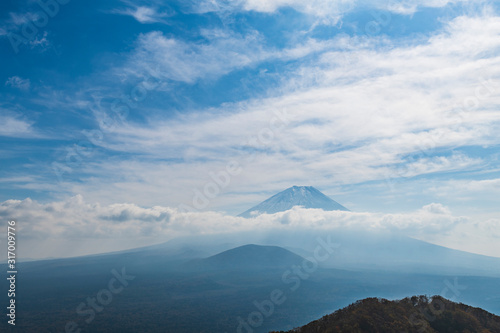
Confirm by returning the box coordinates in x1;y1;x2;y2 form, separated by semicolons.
239;185;349;218
273;295;500;333
188;244;306;271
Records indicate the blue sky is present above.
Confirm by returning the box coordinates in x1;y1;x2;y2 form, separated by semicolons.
1;0;500;258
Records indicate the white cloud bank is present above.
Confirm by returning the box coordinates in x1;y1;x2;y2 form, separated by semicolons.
1;195;498;259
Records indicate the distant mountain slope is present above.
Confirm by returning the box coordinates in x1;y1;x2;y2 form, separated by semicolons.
189;244;306;270
314;230;500;276
239;186;349;218
274;296;500;333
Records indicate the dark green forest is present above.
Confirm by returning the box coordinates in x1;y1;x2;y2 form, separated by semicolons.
274;295;500;333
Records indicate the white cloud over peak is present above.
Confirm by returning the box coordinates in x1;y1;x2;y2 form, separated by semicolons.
1;195;490;259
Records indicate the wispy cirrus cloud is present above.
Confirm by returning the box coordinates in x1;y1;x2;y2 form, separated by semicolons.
182;0;353;25
0;11;51;52
125;29;270;83
426;177;500;213
187;0;485;23
382;0;487;14
111;1;174;23
59;13;500;213
5;76;30;91
123;29;334;84
0;113;37;138
2;2;499;250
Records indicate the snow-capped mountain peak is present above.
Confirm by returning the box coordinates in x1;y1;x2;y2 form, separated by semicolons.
238;185;349;218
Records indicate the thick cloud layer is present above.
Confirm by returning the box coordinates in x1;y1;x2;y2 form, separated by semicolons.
1;195;496;259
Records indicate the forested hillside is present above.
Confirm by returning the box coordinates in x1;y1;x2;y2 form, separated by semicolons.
274;296;500;333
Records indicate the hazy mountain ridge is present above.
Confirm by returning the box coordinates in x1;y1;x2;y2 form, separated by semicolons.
273;295;500;333
4;187;500;332
239;186;349;218
3;241;500;332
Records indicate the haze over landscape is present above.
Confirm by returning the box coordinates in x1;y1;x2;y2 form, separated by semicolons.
1;0;500;332
1;187;499;332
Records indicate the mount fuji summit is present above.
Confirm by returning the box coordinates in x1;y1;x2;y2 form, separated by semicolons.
238;186;349;218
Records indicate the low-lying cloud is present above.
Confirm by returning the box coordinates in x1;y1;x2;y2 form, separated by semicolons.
2;195;491;259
